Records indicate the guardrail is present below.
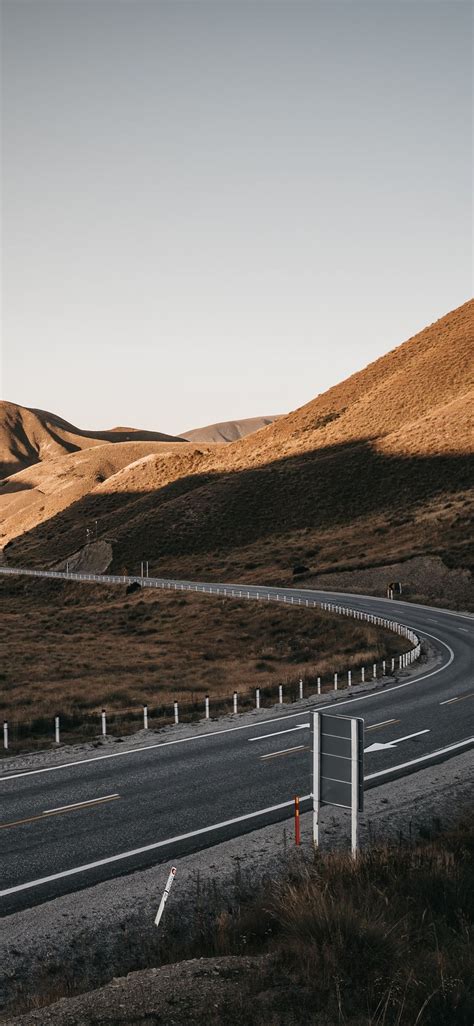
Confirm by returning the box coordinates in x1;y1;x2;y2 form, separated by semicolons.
0;565;421;752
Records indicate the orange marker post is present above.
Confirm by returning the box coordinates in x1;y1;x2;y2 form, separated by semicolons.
294;795;301;846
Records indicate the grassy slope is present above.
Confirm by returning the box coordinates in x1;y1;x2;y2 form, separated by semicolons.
0;576;406;743
0;400;185;479
6;301;473;608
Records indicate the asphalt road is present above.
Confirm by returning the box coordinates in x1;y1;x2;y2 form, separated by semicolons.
1;569;473;916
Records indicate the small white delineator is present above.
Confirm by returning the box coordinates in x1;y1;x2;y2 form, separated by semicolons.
154;866;177;927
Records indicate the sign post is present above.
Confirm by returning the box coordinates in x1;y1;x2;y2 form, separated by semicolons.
311;711;364;857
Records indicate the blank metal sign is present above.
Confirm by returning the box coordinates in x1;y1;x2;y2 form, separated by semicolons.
319;713;364;811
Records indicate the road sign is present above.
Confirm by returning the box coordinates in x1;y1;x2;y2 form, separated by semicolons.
311;711;364;856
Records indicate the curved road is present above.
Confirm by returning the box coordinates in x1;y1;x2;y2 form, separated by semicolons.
0;567;472;916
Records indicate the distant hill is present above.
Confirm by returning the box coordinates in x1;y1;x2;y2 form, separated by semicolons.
180;416;282;444
4;301;473;606
0;402;184;479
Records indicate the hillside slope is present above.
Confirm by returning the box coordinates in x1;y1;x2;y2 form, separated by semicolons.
181;416;282;444
5;301;473;605
0;402;184;478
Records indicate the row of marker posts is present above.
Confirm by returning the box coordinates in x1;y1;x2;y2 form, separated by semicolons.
1;606;421;748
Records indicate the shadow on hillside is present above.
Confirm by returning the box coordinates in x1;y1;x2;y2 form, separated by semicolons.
4;438;473;569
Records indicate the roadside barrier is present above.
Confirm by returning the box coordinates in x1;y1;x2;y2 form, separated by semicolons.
0;565;421;753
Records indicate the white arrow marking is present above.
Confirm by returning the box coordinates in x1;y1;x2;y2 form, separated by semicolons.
365;729;430;753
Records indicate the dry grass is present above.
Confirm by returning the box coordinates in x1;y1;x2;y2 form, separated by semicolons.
0;576;407;749
6;817;473;1025
2;301;473;611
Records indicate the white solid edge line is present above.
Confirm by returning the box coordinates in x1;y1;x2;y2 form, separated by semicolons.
365;737;474;780
0;630;454;783
43;794;120;814
0;794;312;897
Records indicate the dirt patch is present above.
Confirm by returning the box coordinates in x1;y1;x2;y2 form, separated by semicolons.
297;554;473;609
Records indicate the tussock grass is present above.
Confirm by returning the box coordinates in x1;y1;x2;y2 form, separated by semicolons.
6;818;473;1024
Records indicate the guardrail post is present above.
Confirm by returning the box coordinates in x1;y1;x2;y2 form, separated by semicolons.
174;701;179;724
278;684;283;704
143;704;148;730
101;709;107;736
255;688;260;710
55;715;60;744
205;695;210;719
3;721;8;750
233;691;238;714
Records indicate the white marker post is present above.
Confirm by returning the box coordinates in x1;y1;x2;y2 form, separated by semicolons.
334;673;338;691
348;670;352;688
101;709;107;736
205;695;210;720
55;715;60;745
278;684;283;704
317;677;321;695
311;713;320;847
174;701;179;725
233;691;238;714
299;679;304;700
154;866;177;927
3;721;8;750
143;705;148;730
351;718;359;857
255;688;260;710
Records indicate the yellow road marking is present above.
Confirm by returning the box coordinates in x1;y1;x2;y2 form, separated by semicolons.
440;693;474;706
260;745;309;761
366;719;400;731
0;794;120;831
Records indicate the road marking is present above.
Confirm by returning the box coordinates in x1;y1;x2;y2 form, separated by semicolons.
260;745;309;760
0;631;454;784
365;736;474;780
0;794;312;897
248;724;309;742
43;794;120;814
457;627;470;633
440;693;474;706
366;719;399;731
365;729;429;753
0;794;120;831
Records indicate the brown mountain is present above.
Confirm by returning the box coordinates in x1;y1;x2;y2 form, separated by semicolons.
4;301;474;606
0;402;184;479
180;416;282;444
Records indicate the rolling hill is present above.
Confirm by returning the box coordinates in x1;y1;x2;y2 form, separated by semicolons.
3;300;473;606
180;416;282;444
0;401;184;479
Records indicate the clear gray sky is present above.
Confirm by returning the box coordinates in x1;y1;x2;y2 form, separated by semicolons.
1;0;472;435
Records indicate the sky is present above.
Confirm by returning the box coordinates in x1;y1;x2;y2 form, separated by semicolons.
1;0;472;436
